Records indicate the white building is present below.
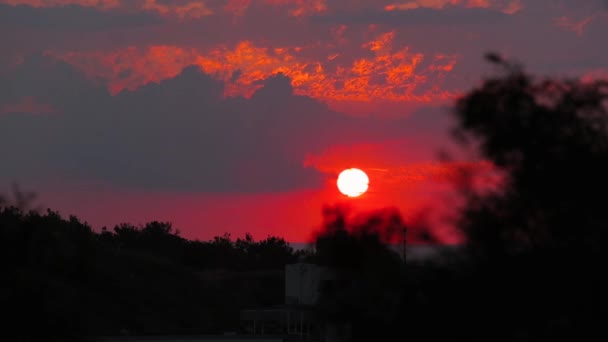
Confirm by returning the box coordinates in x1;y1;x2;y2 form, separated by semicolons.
284;263;332;306
239;263;336;340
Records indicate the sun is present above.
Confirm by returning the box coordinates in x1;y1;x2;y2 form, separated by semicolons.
337;168;369;197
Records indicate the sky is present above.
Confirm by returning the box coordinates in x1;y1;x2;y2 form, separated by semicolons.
1;0;607;243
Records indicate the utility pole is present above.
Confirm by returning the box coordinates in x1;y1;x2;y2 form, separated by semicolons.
401;225;407;265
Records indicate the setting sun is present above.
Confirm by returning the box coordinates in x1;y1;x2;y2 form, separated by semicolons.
337;168;369;197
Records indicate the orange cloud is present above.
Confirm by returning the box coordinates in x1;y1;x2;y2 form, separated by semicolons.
142;0;214;19
55;46;199;95
205;32;458;102
222;0;329;17
50;31;459;104
224;0;251;16
264;0;327;16
330;25;348;45
385;0;460;11
501;0;521;14
466;0;489;8
384;0;521;13
174;2;213;18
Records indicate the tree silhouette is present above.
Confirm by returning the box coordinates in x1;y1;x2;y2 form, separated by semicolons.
0;183;40;212
0;206;300;339
312;205;406;342
453;54;608;260
444;54;608;340
310;56;608;341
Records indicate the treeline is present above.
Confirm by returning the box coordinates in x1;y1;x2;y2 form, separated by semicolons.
101;222;305;271
0;207;304;340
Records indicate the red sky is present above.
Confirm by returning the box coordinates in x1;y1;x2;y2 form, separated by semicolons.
1;0;607;242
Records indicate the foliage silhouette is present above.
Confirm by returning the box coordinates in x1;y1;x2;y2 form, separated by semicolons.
0;206;298;340
453;54;608;261
310;55;608;342
421;54;607;341
0;183;41;212
311;205;406;342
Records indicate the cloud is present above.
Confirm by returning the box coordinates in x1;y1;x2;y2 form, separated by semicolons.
0;0;326;18
383;0;523;13
0;96;57;115
0;54;459;193
0;0;120;8
0;4;160;31
314;5;513;26
48;33;460;104
0;56;315;192
553;14;608;36
0;1;217;20
141;0;215;19
263;0;327;17
2;1;606;121
553;16;591;36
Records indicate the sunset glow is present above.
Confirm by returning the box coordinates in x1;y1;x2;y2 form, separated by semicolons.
1;0;606;243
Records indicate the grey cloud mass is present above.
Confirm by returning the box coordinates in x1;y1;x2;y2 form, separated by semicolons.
0;54;453;193
312;6;513;26
0;4;160;31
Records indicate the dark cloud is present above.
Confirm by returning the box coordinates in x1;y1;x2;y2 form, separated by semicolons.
0;54;107;108
0;54;454;193
0;4;160;31
0;57;316;192
312;6;513;27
